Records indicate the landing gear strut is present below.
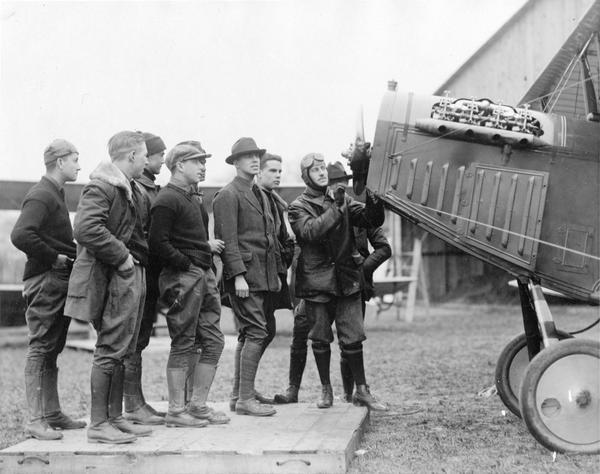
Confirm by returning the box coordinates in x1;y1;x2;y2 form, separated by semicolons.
495;278;599;454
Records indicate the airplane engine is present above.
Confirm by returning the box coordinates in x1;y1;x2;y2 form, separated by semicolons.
365;87;600;304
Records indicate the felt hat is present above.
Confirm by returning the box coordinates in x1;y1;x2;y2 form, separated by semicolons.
327;161;353;183
225;137;265;165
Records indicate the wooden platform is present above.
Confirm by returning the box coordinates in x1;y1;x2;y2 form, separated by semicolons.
0;402;369;474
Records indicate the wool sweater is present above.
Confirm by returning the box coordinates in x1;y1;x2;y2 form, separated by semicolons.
149;183;212;271
11;176;76;280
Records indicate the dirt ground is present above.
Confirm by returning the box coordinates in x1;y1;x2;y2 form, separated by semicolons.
1;302;599;473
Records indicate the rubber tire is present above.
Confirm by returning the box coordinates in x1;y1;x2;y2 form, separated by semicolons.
495;330;571;418
519;338;600;454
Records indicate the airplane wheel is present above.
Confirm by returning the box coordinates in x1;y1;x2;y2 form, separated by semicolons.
519;338;600;454
495;330;571;418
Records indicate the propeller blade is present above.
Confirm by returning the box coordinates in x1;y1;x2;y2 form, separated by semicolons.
342;106;371;195
356;105;365;143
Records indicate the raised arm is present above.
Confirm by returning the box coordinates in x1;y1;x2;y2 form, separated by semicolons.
288;200;342;243
348;192;385;229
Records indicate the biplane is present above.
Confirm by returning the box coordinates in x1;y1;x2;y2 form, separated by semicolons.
346;3;600;455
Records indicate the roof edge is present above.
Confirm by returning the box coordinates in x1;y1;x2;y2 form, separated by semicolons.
434;0;535;95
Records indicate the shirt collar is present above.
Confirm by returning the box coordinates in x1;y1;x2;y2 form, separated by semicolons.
234;175;254;189
43;174;63;192
167;179;199;198
142;168;156;182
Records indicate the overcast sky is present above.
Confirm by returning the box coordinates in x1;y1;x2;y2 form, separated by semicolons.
0;0;527;186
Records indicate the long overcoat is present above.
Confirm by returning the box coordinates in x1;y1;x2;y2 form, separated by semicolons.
64;161;142;323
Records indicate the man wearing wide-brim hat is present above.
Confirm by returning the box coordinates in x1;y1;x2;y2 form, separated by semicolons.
213;137;283;417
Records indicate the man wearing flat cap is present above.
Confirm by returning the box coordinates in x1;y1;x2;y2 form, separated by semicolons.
175;140;225;406
65;130;152;444
213;137;282;417
123;132;167;426
287;154;387;410
149;144;229;427
11;139;86;440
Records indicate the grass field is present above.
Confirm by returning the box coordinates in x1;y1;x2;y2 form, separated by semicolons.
1;302;599;473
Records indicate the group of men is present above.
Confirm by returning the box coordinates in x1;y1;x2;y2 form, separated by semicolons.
11;131;391;445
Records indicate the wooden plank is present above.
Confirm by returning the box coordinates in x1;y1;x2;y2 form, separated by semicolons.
0;402;368;474
262;404;322;453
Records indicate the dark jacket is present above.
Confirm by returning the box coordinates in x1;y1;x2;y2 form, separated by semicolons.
135;169;160;200
213;176;282;293
10;176;76;280
289;186;384;299
134;168;162;275
263;188;295;310
264;189;295;270
353;226;391;300
65;161;145;322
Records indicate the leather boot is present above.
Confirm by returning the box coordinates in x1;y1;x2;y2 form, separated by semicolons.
273;385;299;404
24;372;62;440
254;390;274;404
88;366;136;444
236;340;276;416
312;344;332;408
124;354;164;425
229;397;238;412
185;351;201;405
353;385;388;411
274;348;306;404
108;363;152;437
188;363;230;424
236;398;276;416
317;384;333;409
165;368;208;428
229;340;243;412
43;368;86;430
340;356;354;403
